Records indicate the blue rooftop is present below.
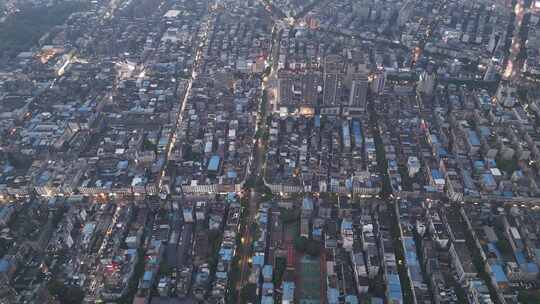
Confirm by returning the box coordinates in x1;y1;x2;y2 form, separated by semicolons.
262;296;274;304
345;295;358;304
431;169;443;179
253;255;264;266
525;262;539;274
219;248;233;261
262;282;274;290
302;197;314;210
346;178;353;190
388;274;403;302
315;115;321;128
259;213;268;225
467;129;481;146
143;270;153;281
263;265;273;278
0;259;10;272
481;173;496;187
437;146;448;158
208;155;221;172
226;192;237;203
341;219;353;231
404;238;420;267
515;251;526;265
503;191;513;197
117;160;129;170
227;170;237;178
327;288;339;304
479;126;491;138
491;264;508;283
216;271;227;279
352;120;363;147
342;124;350;138
474;160;485;169
487;242;502;261
282;281;295;300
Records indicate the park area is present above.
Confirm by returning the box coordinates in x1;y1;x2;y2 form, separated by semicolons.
0;1;87;59
298;255;322;304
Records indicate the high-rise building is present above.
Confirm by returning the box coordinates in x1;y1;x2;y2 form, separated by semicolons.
322;55;344;111
277;70;321;115
370;70;386;95
495;82;518;107
344;50;369;89
417;71;436;96
277;70;294;108
349;73;369;111
353;0;371;22
397;0;415;26
483;63;497;81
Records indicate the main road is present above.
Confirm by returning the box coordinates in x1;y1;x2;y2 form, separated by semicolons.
158;9;213;191
235;10;280;303
235;55;272;303
503;0;528;81
235;18;282;297
235;0;334;299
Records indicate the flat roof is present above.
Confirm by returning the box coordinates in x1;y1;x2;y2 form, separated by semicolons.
208;155;221;172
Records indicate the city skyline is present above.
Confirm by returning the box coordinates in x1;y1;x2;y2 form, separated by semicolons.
1;0;540;303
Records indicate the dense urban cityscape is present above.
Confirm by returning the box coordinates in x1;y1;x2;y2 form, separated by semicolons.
1;0;540;303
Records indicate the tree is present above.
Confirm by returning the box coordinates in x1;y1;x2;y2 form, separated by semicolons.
495;239;513;256
244;176;260;189
255;129;269;141
495;155;518;175
183;145;201;162
273;257;287;287
47;280;84;304
260;184;274;202
0;2;88;58
518;290;540;304
294;236;321;256
263;66;272;76
240;283;258;304
142;138;156;152
280;209;300;224
159;260;173;276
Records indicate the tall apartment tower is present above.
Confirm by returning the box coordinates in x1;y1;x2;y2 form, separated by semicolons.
322;55;345;114
398;0;415;26
349;73;369;112
370;69;386;95
417;71;437;96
